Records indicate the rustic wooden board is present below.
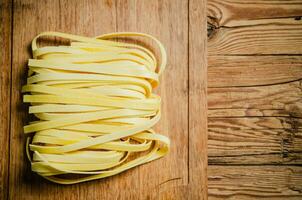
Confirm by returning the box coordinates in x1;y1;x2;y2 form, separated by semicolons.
208;81;302;110
208;56;302;87
208;24;302;55
0;0;12;199
208;0;302;27
208;0;302;55
208;108;302;118
3;0;208;199
207;0;302;199
209;124;302;165
208;166;302;199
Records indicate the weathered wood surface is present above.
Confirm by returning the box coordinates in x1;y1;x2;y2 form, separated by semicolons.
209;56;302;87
209;115;302;165
208;81;302;111
209;123;302;164
208;0;302;27
208;166;302;199
1;0;207;199
208;0;302;199
208;24;302;55
208;0;302;55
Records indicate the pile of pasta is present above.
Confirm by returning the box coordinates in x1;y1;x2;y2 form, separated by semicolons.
22;32;170;184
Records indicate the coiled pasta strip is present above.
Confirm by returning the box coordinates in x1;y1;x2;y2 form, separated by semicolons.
22;32;170;184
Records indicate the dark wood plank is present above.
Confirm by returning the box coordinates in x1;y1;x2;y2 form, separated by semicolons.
209;127;302;165
209;56;302;87
208;108;297;118
189;0;208;199
0;0;12;199
208;0;302;27
209;117;302;130
208;166;302;199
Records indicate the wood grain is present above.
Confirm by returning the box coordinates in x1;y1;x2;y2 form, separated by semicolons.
209;127;302;164
116;0;190;199
208;81;302;110
208;166;302;199
209;117;302;130
208;108;300;118
208;56;302;87
0;0;11;199
189;0;208;199
207;0;302;198
207;1;302;55
7;0;208;199
208;24;302;55
208;0;302;27
9;0;122;199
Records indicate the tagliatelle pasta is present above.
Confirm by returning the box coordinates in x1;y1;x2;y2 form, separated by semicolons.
22;32;170;184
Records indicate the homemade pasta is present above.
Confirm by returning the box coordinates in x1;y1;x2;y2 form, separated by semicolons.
22;32;170;184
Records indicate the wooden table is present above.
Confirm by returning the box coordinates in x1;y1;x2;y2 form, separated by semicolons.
207;1;302;199
0;0;207;199
1;0;302;199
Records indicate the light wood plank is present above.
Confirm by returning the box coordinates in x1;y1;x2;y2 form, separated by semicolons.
208;0;302;27
189;0;208;199
209;56;302;87
208;24;302;55
9;0;121;199
9;0;203;199
0;0;12;199
208;81;302;111
116;0;189;198
208;166;302;199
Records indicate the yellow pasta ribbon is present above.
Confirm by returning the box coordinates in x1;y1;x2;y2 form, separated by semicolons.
22;32;170;184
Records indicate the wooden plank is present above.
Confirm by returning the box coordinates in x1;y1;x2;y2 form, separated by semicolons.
9;1;124;199
208;166;302;199
0;0;12;199
208;56;302;87
209;117;302;130
207;1;302;54
189;0;208;199
208;81;302;163
208;0;302;27
208;81;302;111
116;0;190;199
208;127;302;165
207;0;302;198
208;108;295;118
208;24;302;55
9;0;202;199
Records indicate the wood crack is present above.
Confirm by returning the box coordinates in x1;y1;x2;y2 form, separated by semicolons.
158;177;183;187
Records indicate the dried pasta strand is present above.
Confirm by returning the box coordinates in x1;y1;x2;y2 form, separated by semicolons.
22;32;170;184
